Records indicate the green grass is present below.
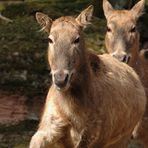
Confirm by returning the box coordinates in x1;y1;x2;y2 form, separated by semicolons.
0;120;38;148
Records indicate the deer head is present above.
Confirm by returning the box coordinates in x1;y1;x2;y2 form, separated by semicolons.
36;6;94;91
103;0;145;63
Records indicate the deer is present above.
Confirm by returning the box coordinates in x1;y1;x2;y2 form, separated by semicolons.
103;0;148;146
29;5;146;148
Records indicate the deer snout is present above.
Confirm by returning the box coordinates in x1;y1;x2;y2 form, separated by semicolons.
112;52;130;63
54;71;69;89
122;54;131;63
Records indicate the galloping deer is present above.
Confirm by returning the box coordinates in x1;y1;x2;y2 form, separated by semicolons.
30;6;146;148
103;0;148;146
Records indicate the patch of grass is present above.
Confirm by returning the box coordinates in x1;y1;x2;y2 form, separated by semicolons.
14;143;28;148
0;16;50;96
0;120;38;134
0;120;38;148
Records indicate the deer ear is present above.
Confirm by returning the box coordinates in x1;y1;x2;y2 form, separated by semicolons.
76;5;94;27
103;0;114;19
36;12;52;33
131;0;145;19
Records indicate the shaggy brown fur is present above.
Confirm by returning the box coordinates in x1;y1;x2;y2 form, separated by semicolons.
103;0;148;146
30;6;146;148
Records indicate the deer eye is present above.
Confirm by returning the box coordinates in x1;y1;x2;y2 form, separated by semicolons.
130;27;136;33
107;26;112;32
73;37;80;44
48;38;53;44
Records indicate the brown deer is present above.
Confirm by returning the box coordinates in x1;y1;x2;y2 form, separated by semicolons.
29;6;146;148
103;0;148;146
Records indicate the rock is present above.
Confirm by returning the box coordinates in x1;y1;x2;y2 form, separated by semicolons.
0;92;28;125
27;96;44;121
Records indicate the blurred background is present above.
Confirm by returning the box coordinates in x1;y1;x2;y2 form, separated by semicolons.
0;0;148;147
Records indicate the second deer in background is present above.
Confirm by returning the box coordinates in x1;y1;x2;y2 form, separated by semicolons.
103;0;148;147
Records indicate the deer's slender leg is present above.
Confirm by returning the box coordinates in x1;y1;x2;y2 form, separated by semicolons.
29;100;69;148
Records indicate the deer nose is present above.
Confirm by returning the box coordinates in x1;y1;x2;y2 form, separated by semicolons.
112;53;130;63
54;71;69;89
122;55;130;63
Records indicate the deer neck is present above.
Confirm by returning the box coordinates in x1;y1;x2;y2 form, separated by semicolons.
71;56;91;98
55;49;92;101
128;41;140;66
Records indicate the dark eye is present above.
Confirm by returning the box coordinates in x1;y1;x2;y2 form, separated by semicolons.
107;26;111;32
48;38;53;44
74;37;80;44
130;27;136;33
